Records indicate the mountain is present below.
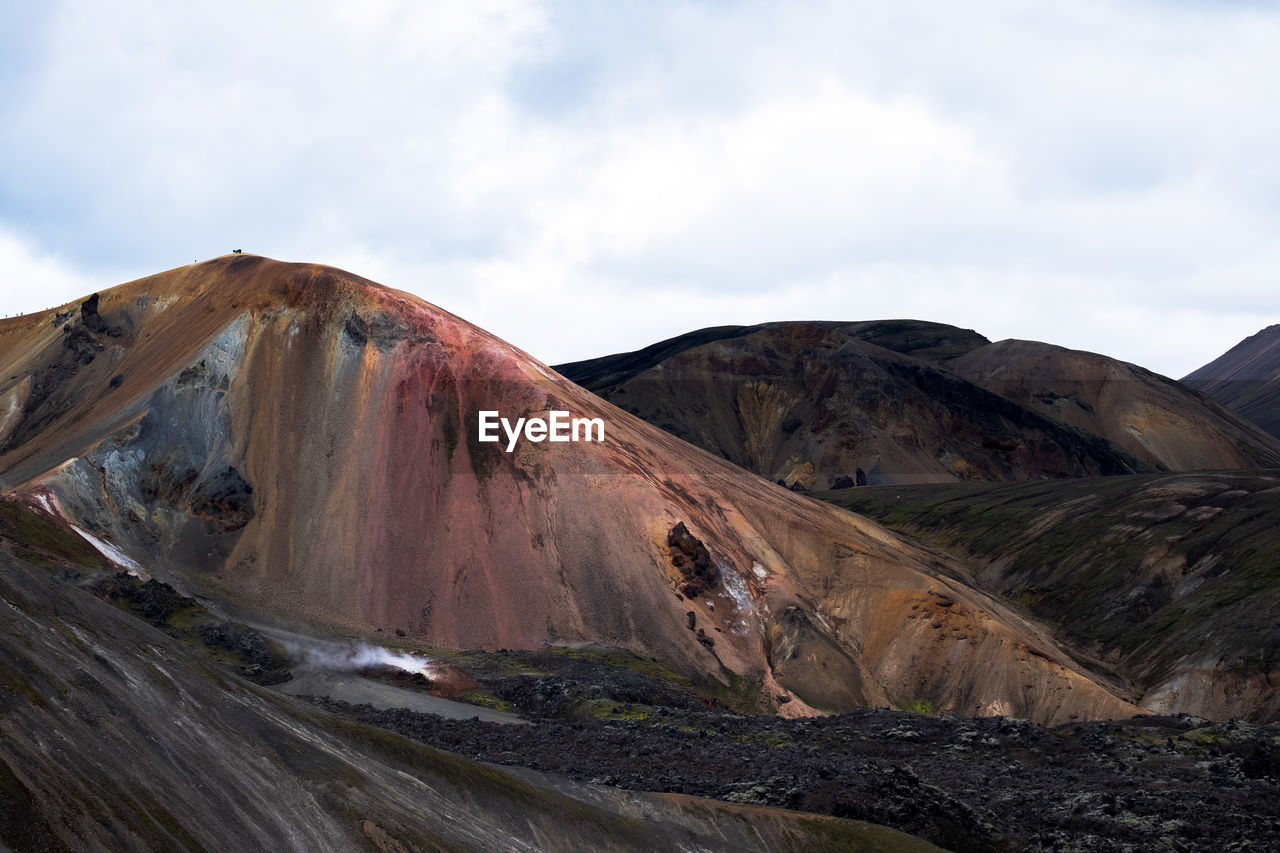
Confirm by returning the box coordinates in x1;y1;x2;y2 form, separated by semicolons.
555;319;989;390
5;493;1277;851
817;471;1280;722
950;339;1280;470
0;256;1138;725
0;526;934;852
1183;324;1280;439
556;320;1155;487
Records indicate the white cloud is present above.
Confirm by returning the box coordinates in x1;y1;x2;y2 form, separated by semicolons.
0;227;101;317
1;0;1278;378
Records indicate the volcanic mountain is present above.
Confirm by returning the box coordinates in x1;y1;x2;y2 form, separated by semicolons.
554;321;1156;487
0;256;1139;724
950;339;1280;471
1183;324;1280;439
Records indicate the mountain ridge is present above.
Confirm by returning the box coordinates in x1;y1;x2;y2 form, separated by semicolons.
1183;323;1280;439
555;321;1280;486
555;320;1159;487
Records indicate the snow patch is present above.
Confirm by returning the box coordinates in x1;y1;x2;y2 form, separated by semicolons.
811;608;835;634
720;564;757;634
527;359;558;382
70;525;145;575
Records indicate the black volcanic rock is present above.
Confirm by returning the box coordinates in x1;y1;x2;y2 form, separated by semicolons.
667;521;718;598
80;292;107;334
315;695;1280;853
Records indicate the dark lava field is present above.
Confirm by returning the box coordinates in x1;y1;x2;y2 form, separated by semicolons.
305;655;1280;853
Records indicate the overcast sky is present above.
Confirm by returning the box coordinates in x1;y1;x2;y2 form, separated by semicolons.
2;0;1278;378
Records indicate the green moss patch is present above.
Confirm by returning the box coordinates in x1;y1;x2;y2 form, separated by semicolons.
0;497;111;572
817;472;1280;696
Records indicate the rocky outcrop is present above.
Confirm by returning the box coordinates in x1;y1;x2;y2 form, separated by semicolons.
187;466;254;531
1;294;131;455
667;522;718;599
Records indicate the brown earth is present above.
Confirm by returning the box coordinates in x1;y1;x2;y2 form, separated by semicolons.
0;256;1141;724
950;339;1280;471
555;321;1155;487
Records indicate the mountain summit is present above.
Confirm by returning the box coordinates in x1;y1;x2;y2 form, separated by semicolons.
555;322;1280;487
0;255;1137;723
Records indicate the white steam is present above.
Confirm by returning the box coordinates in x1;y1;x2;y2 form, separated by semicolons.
302;643;434;677
336;645;435;677
275;633;435;677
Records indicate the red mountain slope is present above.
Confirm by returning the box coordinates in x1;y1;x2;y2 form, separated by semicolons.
0;256;1138;723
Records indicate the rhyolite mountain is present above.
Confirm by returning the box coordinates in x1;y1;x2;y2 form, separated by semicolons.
818;471;1280;723
554;320;1159;487
951;339;1280;471
1184;323;1280;440
0;255;1139;724
556;322;1280;487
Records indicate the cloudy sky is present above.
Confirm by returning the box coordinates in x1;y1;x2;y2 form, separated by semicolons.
2;0;1277;378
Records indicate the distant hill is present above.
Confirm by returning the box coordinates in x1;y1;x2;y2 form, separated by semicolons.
557;322;1280;487
556;319;991;392
1183;324;1280;439
557;320;1161;487
951;339;1280;470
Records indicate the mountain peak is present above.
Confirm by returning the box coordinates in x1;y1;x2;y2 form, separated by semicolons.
0;260;1139;724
